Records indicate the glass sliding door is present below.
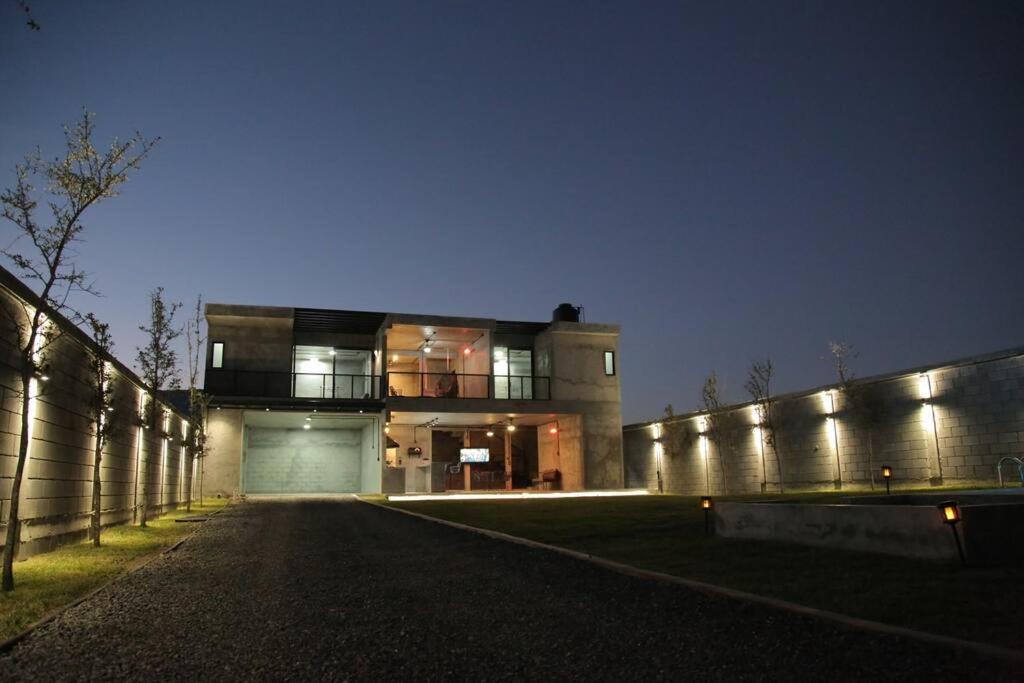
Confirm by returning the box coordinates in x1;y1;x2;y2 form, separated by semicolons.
493;347;533;399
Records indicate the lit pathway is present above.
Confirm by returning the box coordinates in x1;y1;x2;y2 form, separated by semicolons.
0;499;1018;680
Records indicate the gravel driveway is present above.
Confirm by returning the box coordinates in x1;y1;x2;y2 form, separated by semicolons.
1;498;1020;681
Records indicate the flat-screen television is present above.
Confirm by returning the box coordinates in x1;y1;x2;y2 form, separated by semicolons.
459;448;490;463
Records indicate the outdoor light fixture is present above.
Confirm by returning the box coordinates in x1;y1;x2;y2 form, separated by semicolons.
700;496;714;536
937;500;966;565
881;465;893;495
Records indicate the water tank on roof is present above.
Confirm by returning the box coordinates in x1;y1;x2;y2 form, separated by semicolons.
552;303;581;323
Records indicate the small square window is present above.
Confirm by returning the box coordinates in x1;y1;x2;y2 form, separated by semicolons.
604;350;615;376
212;342;224;369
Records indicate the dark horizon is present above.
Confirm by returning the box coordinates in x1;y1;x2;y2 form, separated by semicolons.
2;1;1022;423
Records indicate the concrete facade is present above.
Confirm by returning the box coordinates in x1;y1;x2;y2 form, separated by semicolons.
624;347;1024;494
203;303;624;494
0;266;193;559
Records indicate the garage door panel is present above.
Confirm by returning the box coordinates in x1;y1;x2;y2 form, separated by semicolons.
245;428;362;493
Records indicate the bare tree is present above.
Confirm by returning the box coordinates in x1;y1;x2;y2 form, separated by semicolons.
701;372;743;495
829;341;884;489
0;111;155;591
745;359;784;493
184;295;210;511
135;287;182;526
85;314;117;546
15;0;41;30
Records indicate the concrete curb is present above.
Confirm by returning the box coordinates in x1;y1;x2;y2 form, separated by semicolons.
358;496;1024;665
0;503;229;655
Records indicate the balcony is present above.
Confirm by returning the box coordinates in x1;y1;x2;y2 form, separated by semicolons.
386;372;550;400
205;369;551;401
205;369;381;400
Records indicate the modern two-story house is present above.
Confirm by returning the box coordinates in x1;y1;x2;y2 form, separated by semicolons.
200;303;623;496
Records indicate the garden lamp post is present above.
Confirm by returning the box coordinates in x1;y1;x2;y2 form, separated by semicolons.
938;500;966;565
881;465;892;495
700;496;713;536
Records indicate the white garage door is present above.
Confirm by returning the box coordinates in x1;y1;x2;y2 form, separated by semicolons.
244;427;362;494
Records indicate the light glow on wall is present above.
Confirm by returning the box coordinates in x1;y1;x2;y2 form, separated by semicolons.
918;373;933;400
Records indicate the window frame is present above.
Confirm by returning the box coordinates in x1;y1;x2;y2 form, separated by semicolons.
604;350;616;376
211;342;225;369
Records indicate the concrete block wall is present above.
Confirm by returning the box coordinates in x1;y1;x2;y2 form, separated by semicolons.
0;273;193;559
624;348;1024;495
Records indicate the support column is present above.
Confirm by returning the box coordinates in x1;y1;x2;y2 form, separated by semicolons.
504;429;513;490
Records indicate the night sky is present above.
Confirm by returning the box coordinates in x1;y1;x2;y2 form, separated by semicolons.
2;2;1022;423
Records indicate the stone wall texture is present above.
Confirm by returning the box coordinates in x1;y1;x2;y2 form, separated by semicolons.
1;269;193;558
624;348;1024;495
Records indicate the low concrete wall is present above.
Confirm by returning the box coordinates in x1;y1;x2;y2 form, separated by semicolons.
716;495;1024;564
715;501;959;560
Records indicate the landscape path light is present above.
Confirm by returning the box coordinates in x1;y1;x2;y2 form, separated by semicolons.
700;496;713;536
937;500;966;565
881;465;893;495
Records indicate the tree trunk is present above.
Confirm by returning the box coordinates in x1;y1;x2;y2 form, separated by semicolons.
867;428;876;491
185;452;192;513
90;423;103;546
718;442;730;495
139;429;147;528
3;371;34;591
772;432;785;494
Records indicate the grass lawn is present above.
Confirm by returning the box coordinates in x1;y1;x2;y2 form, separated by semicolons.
385;491;1024;650
0;499;228;643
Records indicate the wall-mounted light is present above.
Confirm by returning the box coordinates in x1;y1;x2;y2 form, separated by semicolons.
329;349;337;356
463;347;472;356
486;429;494;438
265;408;270;412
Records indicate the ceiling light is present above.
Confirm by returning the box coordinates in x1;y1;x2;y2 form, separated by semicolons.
265;408;270;412
305;417;311;422
329;350;337;356
507;424;516;432
463;347;471;355
486;430;494;438
424;347;432;354
303;424;311;430
549;426;558;435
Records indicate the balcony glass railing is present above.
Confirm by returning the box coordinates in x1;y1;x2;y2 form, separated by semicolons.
204;370;551;401
205;370;381;400
386;372;550;400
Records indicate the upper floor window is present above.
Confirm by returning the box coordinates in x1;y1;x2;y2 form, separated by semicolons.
494;347;533;399
212;342;224;369
604;350;616;376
